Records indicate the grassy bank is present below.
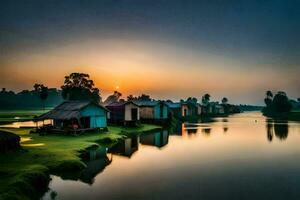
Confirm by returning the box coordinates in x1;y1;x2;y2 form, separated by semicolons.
0;110;50;125
0;124;160;200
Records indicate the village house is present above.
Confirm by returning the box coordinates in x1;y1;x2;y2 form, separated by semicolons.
36;101;109;134
166;101;197;119
105;101;140;126
197;103;202;116
135;100;169;123
166;102;183;118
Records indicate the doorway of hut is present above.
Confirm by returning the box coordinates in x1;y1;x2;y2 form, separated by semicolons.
183;108;187;117
160;104;163;118
80;117;91;128
131;108;138;120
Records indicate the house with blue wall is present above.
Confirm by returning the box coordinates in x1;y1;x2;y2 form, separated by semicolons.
37;101;108;132
135;100;169;123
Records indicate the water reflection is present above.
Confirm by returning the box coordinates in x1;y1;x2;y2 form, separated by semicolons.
80;146;112;184
140;130;169;148
202;128;211;135
42;113;300;200
108;136;139;158
266;119;289;141
274;121;289;140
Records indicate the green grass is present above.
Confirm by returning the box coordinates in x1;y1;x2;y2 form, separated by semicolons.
0;124;160;200
0;109;50;125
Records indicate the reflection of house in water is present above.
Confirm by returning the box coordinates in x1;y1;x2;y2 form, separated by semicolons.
168;123;183;136
202;128;211;135
80;146;112;184
187;128;197;134
108;136;139;158
140;130;169;148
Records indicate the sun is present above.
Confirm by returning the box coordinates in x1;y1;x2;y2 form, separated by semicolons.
115;85;120;90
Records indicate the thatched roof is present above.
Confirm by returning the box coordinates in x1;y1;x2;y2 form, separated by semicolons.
36;101;108;120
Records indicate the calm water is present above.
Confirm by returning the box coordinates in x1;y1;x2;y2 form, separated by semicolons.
43;112;300;200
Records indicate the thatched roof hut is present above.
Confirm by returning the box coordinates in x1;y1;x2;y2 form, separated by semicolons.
36;101;109;129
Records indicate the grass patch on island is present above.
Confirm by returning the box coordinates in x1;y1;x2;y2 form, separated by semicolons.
0;124;160;200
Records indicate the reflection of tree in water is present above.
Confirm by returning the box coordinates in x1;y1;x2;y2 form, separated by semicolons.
50;191;57;200
266;119;289;141
266;119;274;142
274;121;289;140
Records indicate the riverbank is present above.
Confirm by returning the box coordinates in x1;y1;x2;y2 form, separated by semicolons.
0;124;160;200
0;109;49;125
288;112;300;122
262;111;300;122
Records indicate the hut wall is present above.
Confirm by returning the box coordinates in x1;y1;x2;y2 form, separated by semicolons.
181;105;189;116
125;103;140;121
197;105;202;115
153;104;168;119
106;106;125;123
81;104;107;128
140;107;154;119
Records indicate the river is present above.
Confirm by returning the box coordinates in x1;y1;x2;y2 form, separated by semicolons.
42;112;300;200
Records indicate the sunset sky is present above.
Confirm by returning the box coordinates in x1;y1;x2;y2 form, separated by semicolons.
1;0;299;104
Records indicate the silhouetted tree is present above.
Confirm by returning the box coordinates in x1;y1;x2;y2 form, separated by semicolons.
202;93;210;105
61;73;101;103
104;91;122;105
138;94;152;101
126;94;152;101
127;95;135;101
272;91;292;113
221;97;228;104
266;91;273;98
187;97;197;104
264;90;273;108
33;84;48;110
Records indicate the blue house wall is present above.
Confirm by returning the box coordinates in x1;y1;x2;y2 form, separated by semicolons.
153;104;168;119
80;104;107;128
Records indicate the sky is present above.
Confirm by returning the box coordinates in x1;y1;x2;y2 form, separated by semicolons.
0;0;299;104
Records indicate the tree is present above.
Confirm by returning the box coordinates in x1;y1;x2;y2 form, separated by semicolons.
127;95;135;101
266;91;273;98
221;97;228;104
126;94;152;101
272;91;292;113
33;84;48;110
138;94;152;101
187;97;197;104
103;91;122;105
61;73;101;103
264;90;273;107
202;93;210;105
297;98;300;103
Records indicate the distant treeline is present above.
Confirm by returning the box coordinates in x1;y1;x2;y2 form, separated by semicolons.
239;104;263;112
0;88;63;110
